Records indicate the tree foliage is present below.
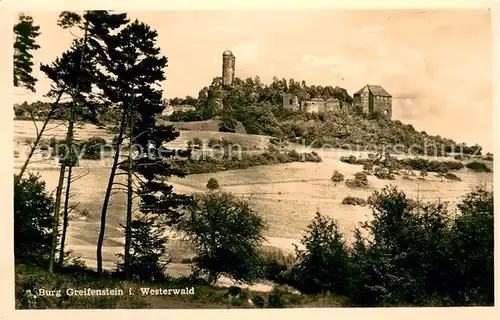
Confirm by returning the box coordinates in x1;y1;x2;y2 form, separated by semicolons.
178;192;266;284
290;212;350;295
115;215;169;282
14;174;55;265
13;14;41;92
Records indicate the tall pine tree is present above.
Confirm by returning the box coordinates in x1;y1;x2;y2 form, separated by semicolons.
13;13;40;92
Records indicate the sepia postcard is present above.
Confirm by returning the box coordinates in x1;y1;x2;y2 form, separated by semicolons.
2;1;499;319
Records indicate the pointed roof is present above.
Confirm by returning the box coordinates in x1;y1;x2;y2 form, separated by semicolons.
354;84;391;97
223;50;234;56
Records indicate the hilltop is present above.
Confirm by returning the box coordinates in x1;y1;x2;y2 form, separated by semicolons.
162;76;484;157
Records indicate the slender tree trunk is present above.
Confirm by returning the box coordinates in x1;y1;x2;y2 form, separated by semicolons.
58;165;73;265
97;108;127;274
48;19;89;273
124;100;134;280
48;161;66;273
14;91;63;186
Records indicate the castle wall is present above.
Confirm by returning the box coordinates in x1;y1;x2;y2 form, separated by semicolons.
282;93;300;111
373;96;392;118
207;88;225;113
302;100;324;113
325;99;341;112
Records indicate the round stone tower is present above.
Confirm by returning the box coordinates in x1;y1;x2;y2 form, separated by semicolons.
222;50;235;86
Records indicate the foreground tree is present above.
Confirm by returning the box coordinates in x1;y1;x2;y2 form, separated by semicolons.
290;211;349;295
13;14;55;186
115;215;169;282
14;174;54;265
40;10;129;272
118;123;193;280
93;19;192;278
346;185;493;306
447;186;494;304
178;191;266;284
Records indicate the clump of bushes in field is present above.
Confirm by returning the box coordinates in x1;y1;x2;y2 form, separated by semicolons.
466;161;491;172
341;196;367;206
38;136;109;162
331;170;345;183
187;137;203;149
435;172;462;181
170;148;321;175
345;172;369;188
340;152;466;178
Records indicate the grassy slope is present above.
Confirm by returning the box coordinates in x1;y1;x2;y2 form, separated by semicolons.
13;119;493;272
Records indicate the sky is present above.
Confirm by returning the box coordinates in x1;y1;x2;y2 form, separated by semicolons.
13;9;493;152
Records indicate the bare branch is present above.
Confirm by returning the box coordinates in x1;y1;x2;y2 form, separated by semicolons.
70;170;90;183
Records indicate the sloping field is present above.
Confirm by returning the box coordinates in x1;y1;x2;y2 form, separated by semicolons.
13;120;493;280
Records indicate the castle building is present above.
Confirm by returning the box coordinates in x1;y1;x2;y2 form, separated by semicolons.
222;50;236;86
352;84;392;118
282;93;342;114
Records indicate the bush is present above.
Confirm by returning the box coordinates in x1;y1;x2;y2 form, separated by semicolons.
341;196;366;206
219;115;237;133
362;162;374;174
340;155;358;164
399;158;464;173
81;137;107;160
177;192;266;284
449;186;494;304
373;166;395;180
347;185;494;306
252;294;265;308
169;110;203;122
331;170;344;183
465;161;491;172
259;247;296;284
14;174;55;265
345;172;368;188
192;137;203;148
267;288;287;308
206;177;220;190
290;212;349;295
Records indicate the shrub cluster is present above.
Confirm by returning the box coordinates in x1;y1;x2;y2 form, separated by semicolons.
340;154;467;176
331;170;344;183
465;161;491;173
171;149;321;175
40;136;109;162
341;196;367;206
345;172;368;188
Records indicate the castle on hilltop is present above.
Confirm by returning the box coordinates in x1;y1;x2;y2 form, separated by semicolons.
282;83;392;118
167;50;393;119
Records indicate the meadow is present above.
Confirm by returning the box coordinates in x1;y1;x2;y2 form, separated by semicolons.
14;119;493;291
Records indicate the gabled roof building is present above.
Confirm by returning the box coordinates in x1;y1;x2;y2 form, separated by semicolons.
353;84;392;118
